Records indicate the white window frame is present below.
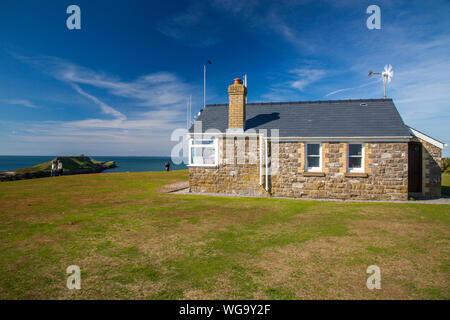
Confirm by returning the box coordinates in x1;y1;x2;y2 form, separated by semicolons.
188;137;219;167
347;143;365;173
306;143;322;172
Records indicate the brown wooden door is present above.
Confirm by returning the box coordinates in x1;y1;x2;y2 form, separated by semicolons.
408;142;422;193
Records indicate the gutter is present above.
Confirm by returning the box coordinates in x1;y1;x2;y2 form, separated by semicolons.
270;136;411;142
189;132;411;141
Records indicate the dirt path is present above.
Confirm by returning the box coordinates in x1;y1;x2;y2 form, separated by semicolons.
159;181;189;193
174;188;450;204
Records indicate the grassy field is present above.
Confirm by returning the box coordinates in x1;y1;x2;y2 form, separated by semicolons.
0;170;449;300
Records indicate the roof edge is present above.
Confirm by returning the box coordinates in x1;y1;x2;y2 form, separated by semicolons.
206;98;394;107
408;126;446;149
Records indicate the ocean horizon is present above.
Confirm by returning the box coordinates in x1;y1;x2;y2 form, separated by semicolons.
0;155;188;173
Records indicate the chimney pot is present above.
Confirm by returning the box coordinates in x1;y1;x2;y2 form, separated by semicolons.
234;78;242;85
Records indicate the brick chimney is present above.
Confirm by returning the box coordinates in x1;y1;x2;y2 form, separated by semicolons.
228;78;247;132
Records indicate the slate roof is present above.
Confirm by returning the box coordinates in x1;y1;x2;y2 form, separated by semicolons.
189;99;411;137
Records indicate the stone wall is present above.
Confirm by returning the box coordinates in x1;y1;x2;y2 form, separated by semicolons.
271;142;408;201
189;138;411;200
416;138;442;198
189;137;267;196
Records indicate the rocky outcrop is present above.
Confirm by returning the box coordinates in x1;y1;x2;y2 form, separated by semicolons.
0;155;116;182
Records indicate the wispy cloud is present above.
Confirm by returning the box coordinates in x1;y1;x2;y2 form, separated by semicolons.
157;2;222;47
262;67;327;101
15;55;191;108
9;55;196;155
156;0;316;51
290;68;326;91
70;83;126;121
325;80;379;97
1;99;40;109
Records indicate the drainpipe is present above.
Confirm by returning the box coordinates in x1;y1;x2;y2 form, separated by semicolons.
265;138;269;191
259;135;263;185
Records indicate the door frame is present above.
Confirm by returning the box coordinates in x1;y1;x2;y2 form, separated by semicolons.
408;141;422;193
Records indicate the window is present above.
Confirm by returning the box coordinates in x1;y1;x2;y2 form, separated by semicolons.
189;138;218;166
348;143;364;172
306;143;321;171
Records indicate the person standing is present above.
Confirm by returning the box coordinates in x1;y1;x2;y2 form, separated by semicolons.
50;161;56;177
57;160;63;176
164;161;170;172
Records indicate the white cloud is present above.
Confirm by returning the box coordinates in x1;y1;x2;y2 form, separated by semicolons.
261;67;327;101
289;68;326;90
325;80;380;97
70;84;126;121
8;55;197;156
156;0;315;51
157;2;222;47
1;99;40;109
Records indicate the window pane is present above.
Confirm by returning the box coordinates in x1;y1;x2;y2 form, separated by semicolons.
307;156;320;168
202;147;215;164
349;157;362;168
307;144;320;156
191;147;203;164
193;139;213;145
349;144;362;156
191;147;215;165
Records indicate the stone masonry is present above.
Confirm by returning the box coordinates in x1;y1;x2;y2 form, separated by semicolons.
415;137;442;198
189;139;415;201
189;137;266;196
271;141;409;200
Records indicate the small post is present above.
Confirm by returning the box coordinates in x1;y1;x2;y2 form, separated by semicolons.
203;64;206;109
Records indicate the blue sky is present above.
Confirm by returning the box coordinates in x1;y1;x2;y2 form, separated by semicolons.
1;0;449;156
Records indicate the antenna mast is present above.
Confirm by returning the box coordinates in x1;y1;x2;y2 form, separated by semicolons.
186;98;189;129
243;74;247;103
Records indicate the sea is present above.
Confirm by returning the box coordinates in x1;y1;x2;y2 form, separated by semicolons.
0;156;188;173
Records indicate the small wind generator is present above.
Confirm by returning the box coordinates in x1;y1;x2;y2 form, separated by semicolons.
368;64;394;99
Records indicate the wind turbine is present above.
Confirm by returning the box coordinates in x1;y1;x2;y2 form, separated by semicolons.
368;64;394;99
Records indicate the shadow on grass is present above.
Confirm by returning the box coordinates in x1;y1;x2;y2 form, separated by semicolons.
442;186;450;195
442;173;450;195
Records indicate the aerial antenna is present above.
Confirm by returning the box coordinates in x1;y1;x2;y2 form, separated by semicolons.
204;60;212;109
186;98;189;129
368;64;394;99
243;74;247;103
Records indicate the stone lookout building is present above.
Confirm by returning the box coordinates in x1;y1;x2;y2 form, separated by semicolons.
188;78;445;200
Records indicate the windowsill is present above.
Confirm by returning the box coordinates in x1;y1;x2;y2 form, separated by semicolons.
344;172;368;178
303;172;325;177
188;164;218;168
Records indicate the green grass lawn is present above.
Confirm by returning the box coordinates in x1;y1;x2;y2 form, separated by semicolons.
0;170;449;299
